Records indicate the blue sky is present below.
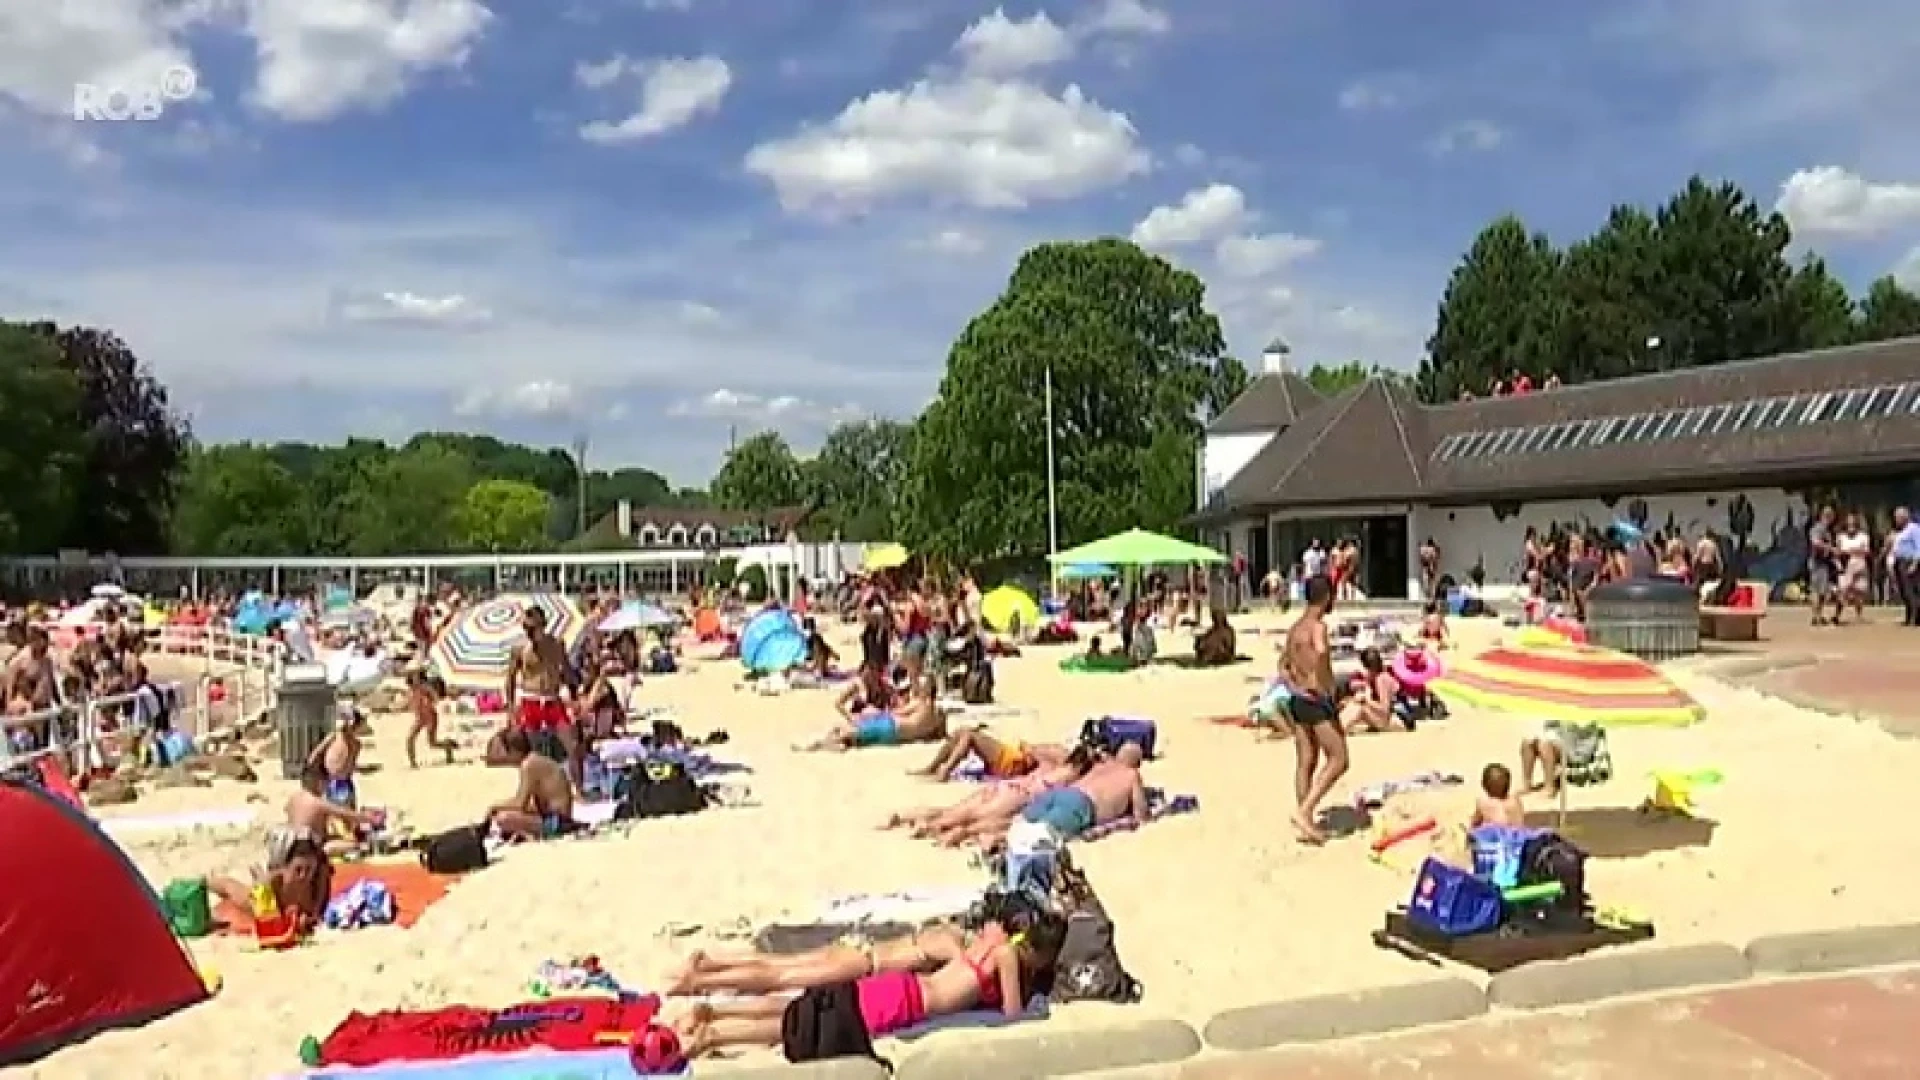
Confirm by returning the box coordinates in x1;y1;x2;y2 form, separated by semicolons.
3;0;1919;486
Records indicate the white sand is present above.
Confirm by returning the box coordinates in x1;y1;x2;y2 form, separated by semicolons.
39;615;1920;1079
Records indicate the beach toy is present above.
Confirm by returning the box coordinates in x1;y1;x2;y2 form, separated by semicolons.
251;881;299;950
631;1024;685;1073
1502;882;1563;905
1390;648;1443;690
298;1035;322;1067
1646;768;1723;814
199;965;223;993
1371;816;1437;856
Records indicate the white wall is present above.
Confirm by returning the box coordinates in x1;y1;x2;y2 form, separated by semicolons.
1200;432;1276;510
1417;487;1810;587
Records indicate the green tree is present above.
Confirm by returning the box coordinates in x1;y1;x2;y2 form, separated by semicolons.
1553;205;1664;382
1780;256;1858;351
1643;177;1798;368
899;238;1232;562
1206;355;1250;420
1300;361;1415;397
1855;276;1920;342
454;478;553;552
170;445;311;555
711;432;804;510
0;324;84;554
33;322;191;554
1419;215;1563;402
337;444;475;555
807;419;912;540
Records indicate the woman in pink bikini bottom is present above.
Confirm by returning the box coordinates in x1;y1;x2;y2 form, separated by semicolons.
673;917;1064;1061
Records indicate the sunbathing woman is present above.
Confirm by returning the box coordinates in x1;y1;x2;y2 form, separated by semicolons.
666;918;983;996
672;915;1066;1058
912;725;1067;781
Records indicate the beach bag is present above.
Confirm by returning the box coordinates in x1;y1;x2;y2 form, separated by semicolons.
162;877;212;938
960;665;994;705
420;824;489;873
1048;855;1143;1004
1079;716;1157;759
1407;857;1503;937
615;759;708;820
780;983;887;1069
1518;832;1588;914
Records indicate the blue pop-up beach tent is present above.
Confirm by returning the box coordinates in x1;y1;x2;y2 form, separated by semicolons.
739;608;806;674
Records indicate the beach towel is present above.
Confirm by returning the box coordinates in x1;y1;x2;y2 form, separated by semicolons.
1353;771;1465;811
295;1047;641;1080
1076;790;1198;843
313;997;660;1067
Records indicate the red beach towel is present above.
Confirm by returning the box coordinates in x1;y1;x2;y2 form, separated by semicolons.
317;996;661;1066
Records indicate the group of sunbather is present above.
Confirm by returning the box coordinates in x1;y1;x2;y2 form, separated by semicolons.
882;729;1153;848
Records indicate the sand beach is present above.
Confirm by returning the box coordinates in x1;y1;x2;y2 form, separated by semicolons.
34;612;1920;1079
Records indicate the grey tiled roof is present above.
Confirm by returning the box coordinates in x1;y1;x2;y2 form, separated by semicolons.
1206;371;1325;434
1203;335;1920;516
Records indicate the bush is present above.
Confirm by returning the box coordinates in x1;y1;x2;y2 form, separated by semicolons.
738;563;769;602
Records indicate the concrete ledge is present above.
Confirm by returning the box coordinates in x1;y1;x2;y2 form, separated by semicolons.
703;1059;892;1080
1486;943;1749;1010
1201;978;1486;1051
1746;924;1920;976
894;1017;1201;1080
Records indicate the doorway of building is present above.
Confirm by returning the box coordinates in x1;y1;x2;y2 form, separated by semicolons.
1360;515;1409;600
1245;524;1271;589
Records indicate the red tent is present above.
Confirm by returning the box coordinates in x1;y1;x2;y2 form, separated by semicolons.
0;774;210;1067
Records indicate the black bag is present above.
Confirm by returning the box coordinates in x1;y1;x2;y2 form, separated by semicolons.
614;759;709;820
1048;853;1143;1004
1518;831;1588;913
420;824;489;873
780;983;888;1070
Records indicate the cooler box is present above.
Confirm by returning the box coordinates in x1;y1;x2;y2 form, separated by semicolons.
1406;857;1503;937
1081;716;1157;758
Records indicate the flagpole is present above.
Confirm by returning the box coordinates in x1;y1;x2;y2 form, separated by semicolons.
1044;362;1059;593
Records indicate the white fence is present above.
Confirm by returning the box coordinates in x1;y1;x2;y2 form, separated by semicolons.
3;623;285;780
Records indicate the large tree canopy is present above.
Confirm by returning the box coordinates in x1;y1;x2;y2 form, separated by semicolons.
0;324;85;555
711;432;806;512
1419;176;1920;401
897;238;1235;562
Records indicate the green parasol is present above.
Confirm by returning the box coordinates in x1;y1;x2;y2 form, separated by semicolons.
1047;528;1227;567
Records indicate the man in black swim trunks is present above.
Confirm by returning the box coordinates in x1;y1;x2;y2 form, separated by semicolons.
1280;574;1346;844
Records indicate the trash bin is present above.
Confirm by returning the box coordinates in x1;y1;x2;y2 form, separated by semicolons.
1585;578;1700;661
276;663;336;780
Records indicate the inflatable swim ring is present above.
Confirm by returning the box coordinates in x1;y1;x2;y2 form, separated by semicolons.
1250;680;1292;721
1390;648;1444;690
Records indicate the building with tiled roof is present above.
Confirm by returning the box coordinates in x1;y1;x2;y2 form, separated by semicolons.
1195;336;1920;597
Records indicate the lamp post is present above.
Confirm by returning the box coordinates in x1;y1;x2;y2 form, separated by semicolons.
571;434;589;541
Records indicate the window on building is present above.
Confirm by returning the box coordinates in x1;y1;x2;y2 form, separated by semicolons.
1640;411;1680;441
637;524;660;545
695;524;718;546
1510;426;1547;454
666;524;689;545
1430;434;1461;461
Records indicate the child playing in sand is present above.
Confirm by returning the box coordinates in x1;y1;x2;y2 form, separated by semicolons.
1470;763;1527;828
671;914;1065;1060
405;669;457;768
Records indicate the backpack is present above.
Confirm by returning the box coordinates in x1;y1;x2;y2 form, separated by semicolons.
1518;832;1588;914
1047;852;1143;1004
615;759;709;820
420;824;489;873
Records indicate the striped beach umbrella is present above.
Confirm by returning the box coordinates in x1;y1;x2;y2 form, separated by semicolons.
428;593;585;691
1430;637;1704;728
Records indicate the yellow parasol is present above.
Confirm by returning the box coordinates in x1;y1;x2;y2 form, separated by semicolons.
862;543;910;572
1431;637;1704;728
980;585;1040;633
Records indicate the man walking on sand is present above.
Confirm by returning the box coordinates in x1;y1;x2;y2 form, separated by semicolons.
1281;574;1346;844
503;605;581;791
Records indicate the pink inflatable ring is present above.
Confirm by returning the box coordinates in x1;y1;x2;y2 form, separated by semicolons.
1391;647;1444;690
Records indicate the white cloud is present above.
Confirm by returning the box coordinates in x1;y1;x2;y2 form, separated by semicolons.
745;77;1147;212
1428;120;1503;154
929;228;985;254
669;389;865;427
0;0;204;117
1337;76;1409;111
1129;183;1247;248
335;290;493;327
243;0;493;121
579;54;732;143
1897;247;1920;288
1775;166;1920;238
953;9;1073;76
1076;0;1171;37
1215;232;1320;277
455;379;579;418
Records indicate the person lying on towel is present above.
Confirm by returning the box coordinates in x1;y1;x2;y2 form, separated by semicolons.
661;907;1044;996
912;726;1070;781
984;742;1152;848
805;651;943;751
882;749;1094;847
669;913;1067;1060
484;729;578;840
833;662;895;721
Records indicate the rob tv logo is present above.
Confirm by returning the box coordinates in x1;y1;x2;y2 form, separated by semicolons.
73;65;197;122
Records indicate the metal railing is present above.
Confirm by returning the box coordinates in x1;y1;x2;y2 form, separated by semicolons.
138;622;286;741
